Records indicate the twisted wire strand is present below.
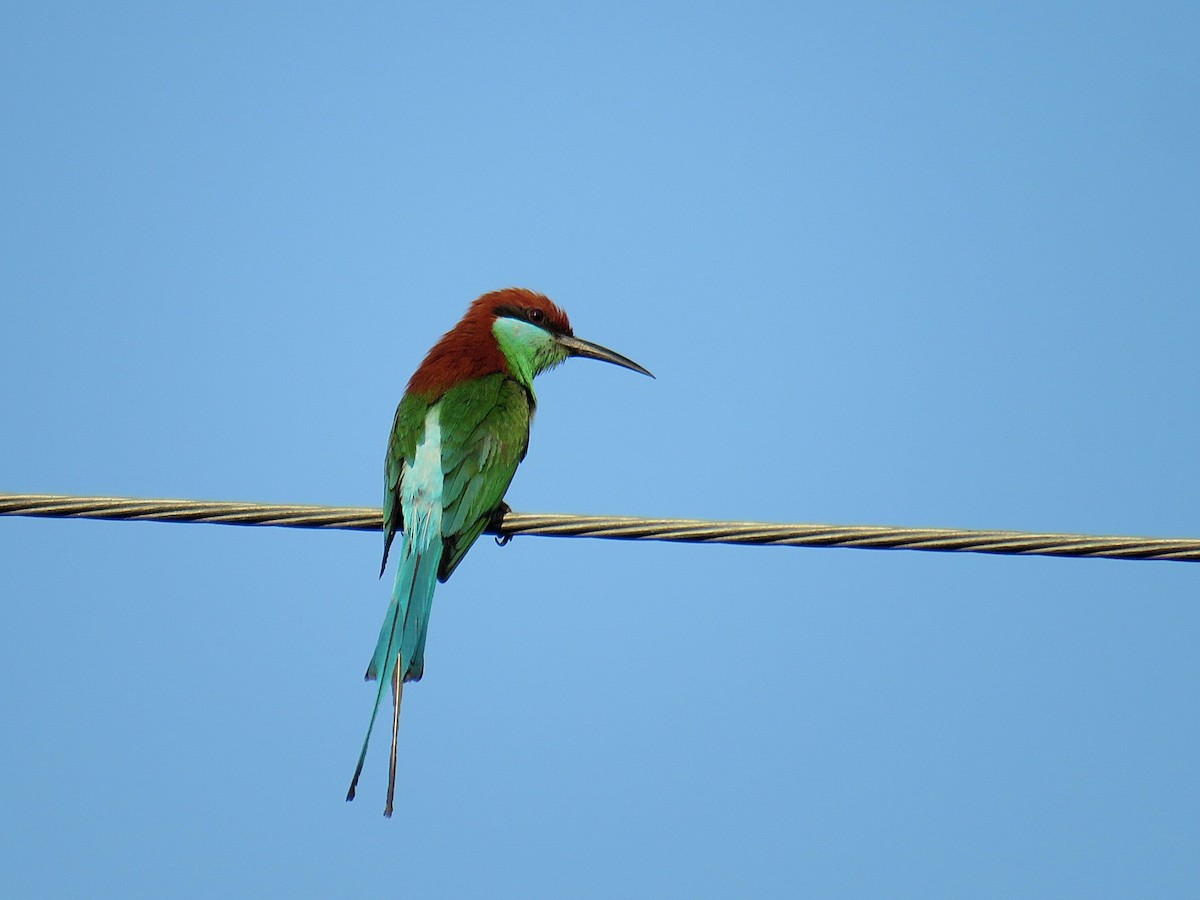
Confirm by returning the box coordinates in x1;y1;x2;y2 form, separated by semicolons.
1;492;1197;563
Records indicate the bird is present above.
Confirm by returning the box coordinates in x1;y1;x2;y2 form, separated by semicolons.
346;287;652;816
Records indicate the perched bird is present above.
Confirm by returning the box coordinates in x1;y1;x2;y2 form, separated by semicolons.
347;287;652;816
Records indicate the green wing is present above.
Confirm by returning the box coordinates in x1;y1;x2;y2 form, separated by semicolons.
436;374;533;582
380;391;431;575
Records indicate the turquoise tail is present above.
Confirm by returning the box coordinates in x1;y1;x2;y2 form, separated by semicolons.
346;536;442;807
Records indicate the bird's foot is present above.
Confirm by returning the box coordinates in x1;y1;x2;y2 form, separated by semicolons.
491;502;513;546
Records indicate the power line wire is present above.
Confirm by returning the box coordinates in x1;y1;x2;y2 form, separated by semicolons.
1;492;1197;563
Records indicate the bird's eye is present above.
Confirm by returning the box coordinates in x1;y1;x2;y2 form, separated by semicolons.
527;308;545;324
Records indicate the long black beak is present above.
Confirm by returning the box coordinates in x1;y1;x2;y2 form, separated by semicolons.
556;333;654;378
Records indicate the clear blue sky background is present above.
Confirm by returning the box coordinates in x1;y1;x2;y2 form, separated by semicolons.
3;2;1198;897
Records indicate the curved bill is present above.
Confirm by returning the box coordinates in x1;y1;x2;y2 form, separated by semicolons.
555;333;654;378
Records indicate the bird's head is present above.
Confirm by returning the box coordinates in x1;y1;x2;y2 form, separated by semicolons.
406;288;652;398
480;288;653;385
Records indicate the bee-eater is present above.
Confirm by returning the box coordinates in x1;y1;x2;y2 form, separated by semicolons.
346;287;652;816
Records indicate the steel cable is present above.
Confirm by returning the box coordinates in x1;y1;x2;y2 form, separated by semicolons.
1;492;1197;563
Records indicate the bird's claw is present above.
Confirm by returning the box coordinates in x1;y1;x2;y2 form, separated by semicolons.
491;502;513;546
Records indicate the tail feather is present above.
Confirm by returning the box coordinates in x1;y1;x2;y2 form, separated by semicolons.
346;537;442;808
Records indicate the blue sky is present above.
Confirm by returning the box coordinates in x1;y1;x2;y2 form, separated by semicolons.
2;1;1198;896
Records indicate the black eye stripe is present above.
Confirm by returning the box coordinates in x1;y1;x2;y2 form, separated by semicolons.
495;305;563;334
